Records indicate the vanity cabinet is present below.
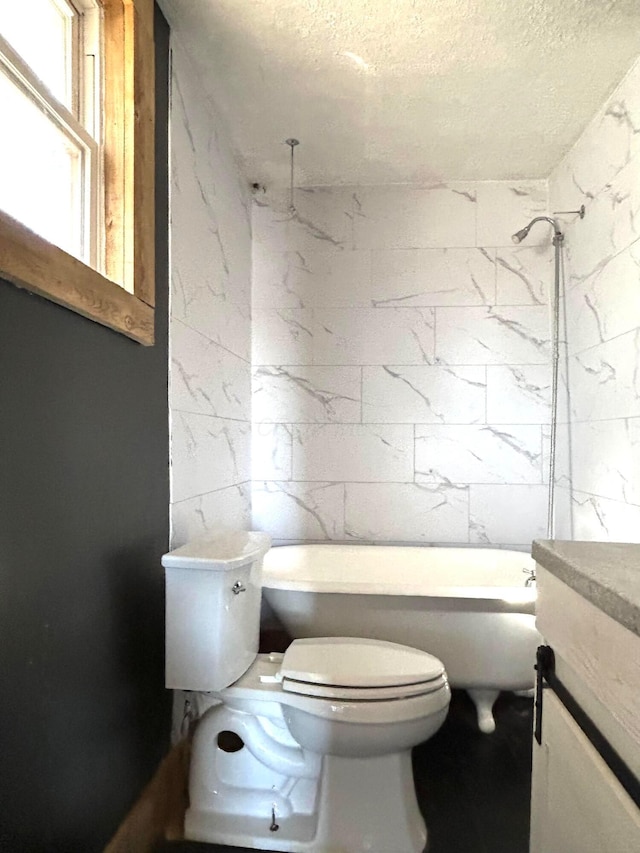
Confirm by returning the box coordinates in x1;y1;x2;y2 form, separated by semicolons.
530;542;640;853
530;691;640;852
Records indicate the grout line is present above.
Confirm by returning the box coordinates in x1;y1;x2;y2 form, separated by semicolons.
484;365;488;424
433;306;438;362
258;478;548;487
413;423;417;483
342;482;347;537
290;423;295;480
171;481;252;505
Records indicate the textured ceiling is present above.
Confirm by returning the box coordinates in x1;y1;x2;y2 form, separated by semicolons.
159;0;640;186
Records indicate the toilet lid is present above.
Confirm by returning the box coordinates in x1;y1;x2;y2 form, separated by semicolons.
278;637;445;691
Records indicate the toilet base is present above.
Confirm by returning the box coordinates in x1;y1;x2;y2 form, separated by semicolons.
187;750;426;853
185;703;427;853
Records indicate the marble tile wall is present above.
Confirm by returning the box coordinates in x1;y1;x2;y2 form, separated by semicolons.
549;53;640;542
169;40;252;546
251;180;553;546
168;34;640;550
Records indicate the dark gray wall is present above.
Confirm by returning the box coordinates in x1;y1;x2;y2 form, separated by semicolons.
0;8;171;850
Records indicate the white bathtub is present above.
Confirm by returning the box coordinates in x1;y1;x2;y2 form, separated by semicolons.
262;544;541;733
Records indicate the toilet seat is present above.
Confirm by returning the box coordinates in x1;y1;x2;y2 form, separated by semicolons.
281;676;447;701
279;637;447;701
221;648;451;729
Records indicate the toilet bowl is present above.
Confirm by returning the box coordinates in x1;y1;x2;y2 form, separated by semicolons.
163;532;451;853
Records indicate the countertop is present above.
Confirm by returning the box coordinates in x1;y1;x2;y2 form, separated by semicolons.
531;540;640;638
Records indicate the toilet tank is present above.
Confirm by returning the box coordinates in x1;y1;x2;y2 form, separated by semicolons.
162;530;271;692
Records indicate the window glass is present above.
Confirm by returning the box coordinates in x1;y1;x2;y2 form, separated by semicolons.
0;0;73;106
0;68;83;258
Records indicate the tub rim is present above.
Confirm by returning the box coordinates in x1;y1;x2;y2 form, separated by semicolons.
261;542;536;603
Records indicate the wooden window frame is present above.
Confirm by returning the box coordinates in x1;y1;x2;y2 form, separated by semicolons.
0;0;156;346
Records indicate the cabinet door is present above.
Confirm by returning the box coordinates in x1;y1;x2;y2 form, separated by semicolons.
530;692;640;853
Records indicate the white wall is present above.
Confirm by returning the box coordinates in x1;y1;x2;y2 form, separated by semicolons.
168;39;252;546
550;56;640;542
251;181;553;547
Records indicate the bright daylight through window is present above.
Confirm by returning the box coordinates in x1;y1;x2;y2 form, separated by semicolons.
0;0;155;344
0;0;102;271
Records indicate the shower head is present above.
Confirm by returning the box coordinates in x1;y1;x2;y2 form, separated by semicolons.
511;226;530;244
511;216;563;245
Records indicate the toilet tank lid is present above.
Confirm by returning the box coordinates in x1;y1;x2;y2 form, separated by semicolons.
279;637;445;688
162;530;271;571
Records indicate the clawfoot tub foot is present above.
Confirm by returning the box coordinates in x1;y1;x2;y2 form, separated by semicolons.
467;688;500;733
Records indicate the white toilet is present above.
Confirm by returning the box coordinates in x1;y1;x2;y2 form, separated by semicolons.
163;531;451;853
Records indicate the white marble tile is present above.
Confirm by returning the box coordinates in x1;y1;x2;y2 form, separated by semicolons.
469;485;548;545
495;245;553;305
563;156;640;285
550;57;640;205
253;366;361;423
435;306;551;365
252;481;345;540
171;61;251;309
571;490;640;543
171;413;251;504
570;418;640;505
252;198;294;253
252;309;314;366
169;41;253;542
314;307;435;365
566;241;640;355
553;485;573;541
547;137;595;218
362;365;485;424
252;246;371;309
252;187;353;252
170;320;250;420
486;364;551;424
548;142;589;217
292;424;414;482
170;186;235;297
546;56;640;544
370;248;495;306
556;341;572;420
600;55;640;173
570;330;640;421
543;421;572;490
344;482;469;543
252;424;292;480
208;202;252;311
172;270;251;361
170;482;251;549
561;199;608;287
416;425;543;485
475;181;548;248
352;184;477;249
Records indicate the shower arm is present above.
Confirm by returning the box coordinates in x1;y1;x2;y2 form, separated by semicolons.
512;216;563;245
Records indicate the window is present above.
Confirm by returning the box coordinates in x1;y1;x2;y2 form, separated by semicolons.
0;1;101;268
0;0;155;345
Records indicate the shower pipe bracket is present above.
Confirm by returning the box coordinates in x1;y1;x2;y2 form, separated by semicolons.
285;138;300;214
552;204;585;219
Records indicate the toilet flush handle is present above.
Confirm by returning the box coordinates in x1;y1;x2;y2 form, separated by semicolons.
231;580;246;595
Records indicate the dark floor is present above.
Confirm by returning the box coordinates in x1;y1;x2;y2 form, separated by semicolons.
155;690;533;853
413;690;533;853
